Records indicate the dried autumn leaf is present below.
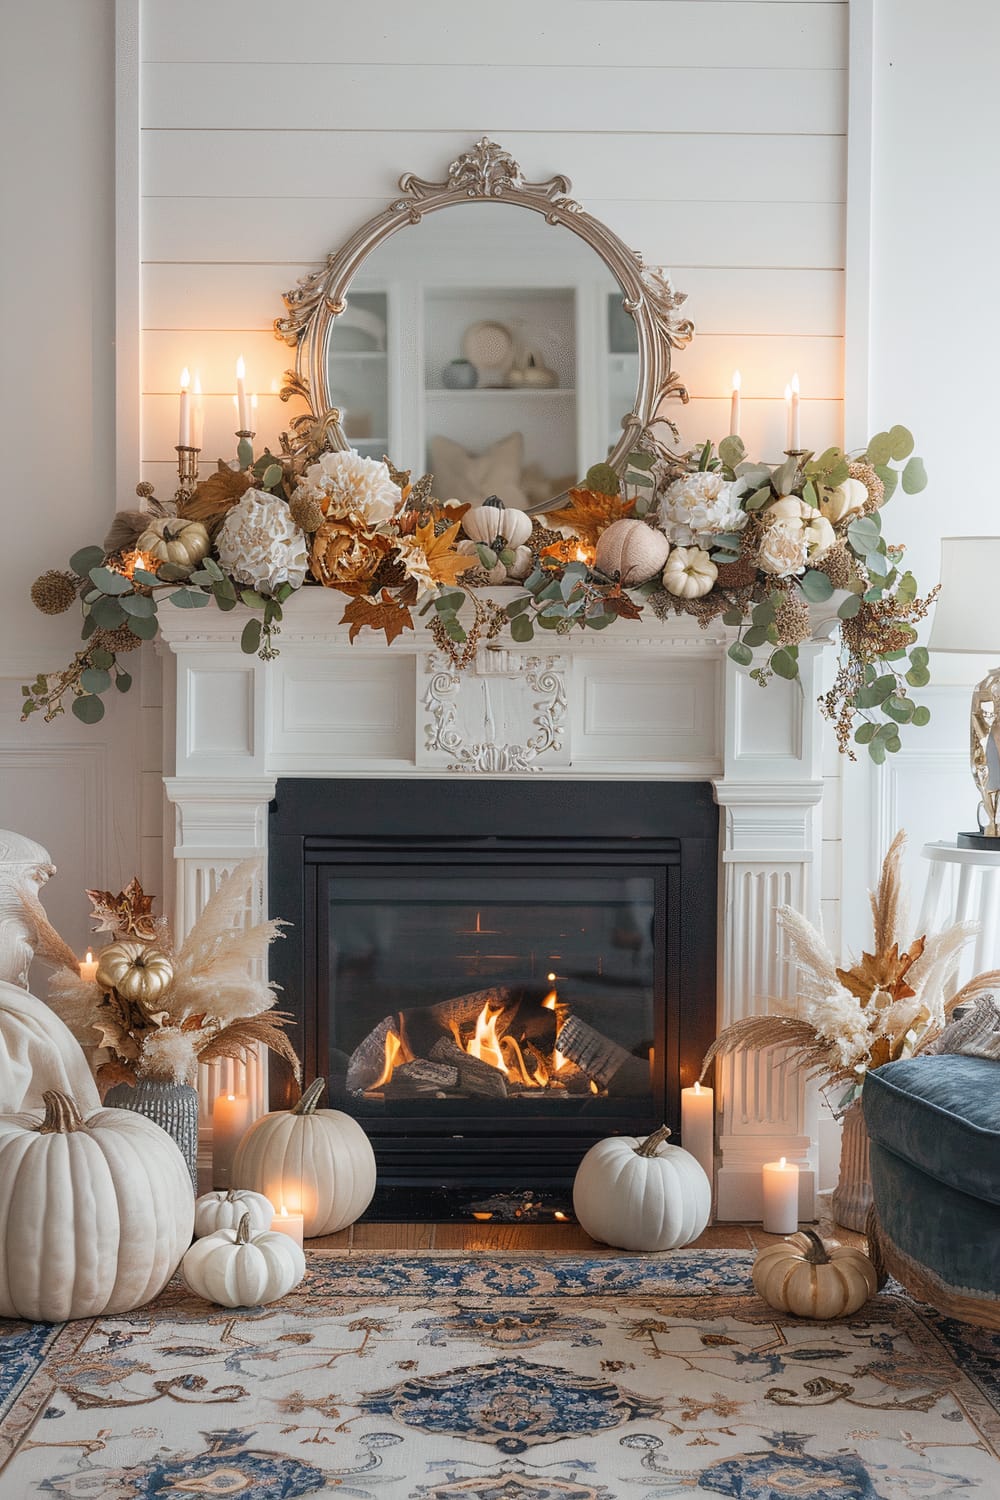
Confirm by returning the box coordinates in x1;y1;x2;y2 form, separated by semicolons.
178;464;252;525
399;518;479;595
544;488;636;547
604;589;644;621
836;936;925;1005
340;589;415;646
96;1058;138;1093
86;876;157;940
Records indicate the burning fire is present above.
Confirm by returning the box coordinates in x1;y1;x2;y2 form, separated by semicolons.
468;1004;508;1074
373;1029;402;1090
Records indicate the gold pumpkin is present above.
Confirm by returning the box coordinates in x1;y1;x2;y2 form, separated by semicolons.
135;517;211;571
95;941;174;1006
752;1228;878;1319
594;518;670;587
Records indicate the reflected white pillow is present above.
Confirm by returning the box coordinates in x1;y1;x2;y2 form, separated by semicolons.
430;432;529;510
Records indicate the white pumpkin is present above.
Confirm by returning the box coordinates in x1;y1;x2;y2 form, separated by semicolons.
752;1228;878;1319
232;1079;376;1238
594;518;671;587
135;516;210;571
457;539;506;585
573;1125;711;1252
194;1187;275;1238
802;512;836;561
662;546;718;599
0;1090;194;1321
181;1211;305;1307
505;544;534;581
462;497;533;551
766;495;813;526
820;477;868;524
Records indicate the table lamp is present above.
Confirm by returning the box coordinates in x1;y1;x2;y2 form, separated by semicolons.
928;536;1000;845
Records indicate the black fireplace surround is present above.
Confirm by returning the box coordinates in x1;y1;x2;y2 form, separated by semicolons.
269;779;717;1218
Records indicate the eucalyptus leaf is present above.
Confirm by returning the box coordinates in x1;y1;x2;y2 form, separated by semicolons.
262;463;284;490
799;568;834;602
801;479;819;509
91;597;125;630
718;435;746;469
888;425;915;461
847;516;881;555
476;545;499;570
80;667;111;695
201;556;224;580
625;473;653;489
90;648;114;670
838;593;862;619
585;462;621;495
875;464;898;501
115;671;132;693
745;486;773;512
854;722;877;744
156;562;192;582
72;694;105;724
866;431;893;466
120;593;156;617
901;456;927;494
89;567;132;596
240;589;266;609
912;704;931;726
505;595;532;618
215;593;238;611
743;625;769;648
909;645;929;667
584;612;615;629
905;665;931;687
868;737;887;765
241;618;262;654
728;641;754;667
722;607;745;627
132;568;162;588
884;694;915;722
275;582;295;603
625;449;656;470
771;456;797;495
127;613;158;640
770;647;799;680
510;613;534;643
70;545;106;577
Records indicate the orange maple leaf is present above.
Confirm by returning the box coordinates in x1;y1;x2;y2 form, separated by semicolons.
411;517;479;590
543;488;635;547
836;936;925;1005
340;589;414;646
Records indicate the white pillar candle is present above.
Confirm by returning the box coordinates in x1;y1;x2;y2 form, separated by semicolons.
235;355;249;431
79;949;99;984
191;372;204;450
271;1204;305;1248
212;1092;251;1189
729;370;741;439
789;372;801;450
681;1081;714;1186
178;367;191;447
762;1155;800;1234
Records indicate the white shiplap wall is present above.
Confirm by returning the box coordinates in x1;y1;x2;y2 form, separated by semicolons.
139;0;848;503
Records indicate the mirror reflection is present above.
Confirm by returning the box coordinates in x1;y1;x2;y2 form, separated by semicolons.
324;203;639;508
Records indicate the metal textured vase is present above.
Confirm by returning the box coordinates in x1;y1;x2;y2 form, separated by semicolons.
831;1098;872;1231
104;1079;199;1192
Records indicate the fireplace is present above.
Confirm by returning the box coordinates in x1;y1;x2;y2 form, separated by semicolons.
268;779;717;1217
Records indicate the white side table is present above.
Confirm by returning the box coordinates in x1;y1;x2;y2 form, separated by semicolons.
919;841;1000;985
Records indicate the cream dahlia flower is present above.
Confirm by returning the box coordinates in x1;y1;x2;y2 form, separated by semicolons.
757;518;809;577
294;450;401;525
657;470;747;548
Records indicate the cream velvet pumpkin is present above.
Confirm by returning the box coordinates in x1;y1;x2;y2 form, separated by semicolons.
594;519;670;587
0;1090;194;1321
662;546;718;599
573;1125;711;1251
182;1212;305;1307
194;1187;274;1238
752;1228;878;1318
135;516;210;571
232;1079;376;1237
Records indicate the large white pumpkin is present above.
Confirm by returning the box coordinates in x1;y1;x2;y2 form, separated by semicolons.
182;1212;305;1308
573;1125;711;1251
232;1079;376;1237
0;1090;194;1321
594;519;670;587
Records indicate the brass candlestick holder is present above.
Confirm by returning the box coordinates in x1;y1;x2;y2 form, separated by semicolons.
175;444;201;504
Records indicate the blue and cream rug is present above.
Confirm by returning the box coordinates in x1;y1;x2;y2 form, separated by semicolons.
1;1251;998;1497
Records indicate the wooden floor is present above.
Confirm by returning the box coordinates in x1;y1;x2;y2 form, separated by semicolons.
310;1220;866;1253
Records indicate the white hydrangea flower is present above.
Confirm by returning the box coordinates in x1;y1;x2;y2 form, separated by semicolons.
657;470;748;548
757;518;809;577
294;449;401;525
215;489;309;593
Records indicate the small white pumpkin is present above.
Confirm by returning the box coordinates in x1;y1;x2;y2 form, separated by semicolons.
194;1187;274;1238
820;477;868;524
573;1125;711;1252
802;512;836;561
135;516;210;571
505;544;534;581
0;1090;194;1321
95;941;174;1006
232;1079;376;1238
766;495;813;526
752;1228;878;1319
456;539;506;585
181;1211;305;1307
662;546;718;599
594;518;671;587
462;497;533;551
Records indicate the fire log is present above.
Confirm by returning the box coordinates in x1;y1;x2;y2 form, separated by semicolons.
346;1015;403;1095
381;1060;459;1098
430;1037;509;1098
555;1014;648;1097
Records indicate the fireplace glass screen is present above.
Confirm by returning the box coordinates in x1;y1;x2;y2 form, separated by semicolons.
319;864;660;1117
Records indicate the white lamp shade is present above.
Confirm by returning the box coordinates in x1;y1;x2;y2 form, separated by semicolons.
928;537;1000;653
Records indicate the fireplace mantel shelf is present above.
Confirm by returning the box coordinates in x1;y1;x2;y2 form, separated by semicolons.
158;588;836;1219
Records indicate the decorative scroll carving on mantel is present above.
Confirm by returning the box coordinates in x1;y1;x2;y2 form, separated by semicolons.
422;650;568;774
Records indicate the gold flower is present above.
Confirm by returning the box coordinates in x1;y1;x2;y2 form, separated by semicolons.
309;514;391;588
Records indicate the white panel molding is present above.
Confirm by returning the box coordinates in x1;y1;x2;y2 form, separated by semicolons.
116;0;142;507
843;0;873;445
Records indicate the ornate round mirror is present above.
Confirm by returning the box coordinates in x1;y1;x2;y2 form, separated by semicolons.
276;140;693;510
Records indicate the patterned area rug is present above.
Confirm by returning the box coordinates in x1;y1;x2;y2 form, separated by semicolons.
0;1250;998;1497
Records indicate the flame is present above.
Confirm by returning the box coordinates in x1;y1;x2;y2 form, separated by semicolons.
589;1079;599;1094
468;1003;508;1074
541;989;558;1011
372;1029;402;1089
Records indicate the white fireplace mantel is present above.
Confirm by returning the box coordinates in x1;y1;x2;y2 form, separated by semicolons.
158;590;839;1219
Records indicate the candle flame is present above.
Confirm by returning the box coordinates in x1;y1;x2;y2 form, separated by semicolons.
227;1093;235;1102
547;972;556;982
85;949;93;964
731;369;741;391
279;1205;288;1217
779;1156;787;1169
179;367;190;390
790;372;800;394
554;1210;568;1221
693;1080;701;1095
236;355;246;379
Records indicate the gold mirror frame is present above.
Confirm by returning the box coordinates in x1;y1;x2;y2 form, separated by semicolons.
274;139;694;489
